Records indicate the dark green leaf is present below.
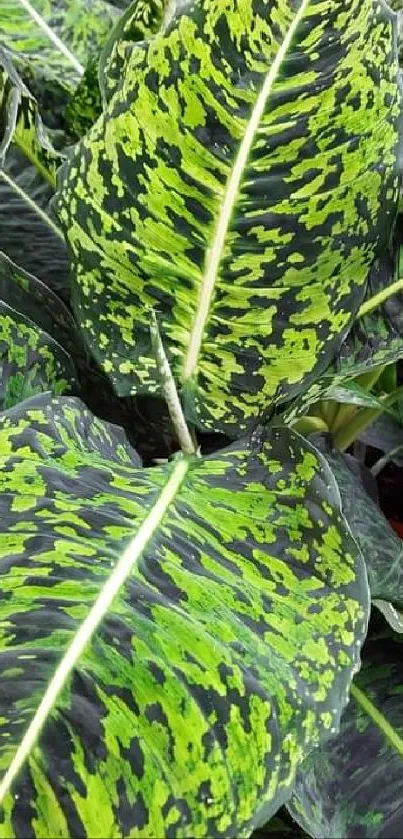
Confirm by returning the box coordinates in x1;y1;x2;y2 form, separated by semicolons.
0;149;70;296
64;57;103;138
0;253;79;407
287;630;403;838
314;437;403;611
55;0;402;435
0;397;368;836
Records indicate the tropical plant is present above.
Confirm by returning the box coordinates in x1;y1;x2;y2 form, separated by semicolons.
0;1;403;838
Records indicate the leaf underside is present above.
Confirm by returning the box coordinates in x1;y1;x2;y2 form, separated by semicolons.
0;395;368;837
55;0;401;434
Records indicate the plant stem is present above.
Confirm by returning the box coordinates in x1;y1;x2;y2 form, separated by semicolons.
292;416;329;437
150;311;198;456
357;277;403;318
333;407;381;452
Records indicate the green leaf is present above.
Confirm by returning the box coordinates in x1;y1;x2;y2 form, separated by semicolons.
99;0;170;101
287;629;403;838
0;0;123;89
0;396;369;836
0;251;83;358
0;46;62;186
0;148;70;296
283;242;403;425
64;56;103;138
0;252;79;407
315;438;403;611
55;0;402;435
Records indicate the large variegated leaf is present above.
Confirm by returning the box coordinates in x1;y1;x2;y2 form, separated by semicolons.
0;395;369;837
55;0;402;435
287;629;403;838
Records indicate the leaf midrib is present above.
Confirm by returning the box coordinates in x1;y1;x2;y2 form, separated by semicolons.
351;682;403;757
16;0;84;76
0;455;190;803
182;0;311;382
0;169;63;238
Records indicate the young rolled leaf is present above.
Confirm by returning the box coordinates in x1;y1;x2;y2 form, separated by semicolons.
287;629;403;838
55;0;402;435
0;395;369;837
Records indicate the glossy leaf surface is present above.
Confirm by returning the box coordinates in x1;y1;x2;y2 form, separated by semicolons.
288;630;403;838
55;0;402;434
0;396;368;837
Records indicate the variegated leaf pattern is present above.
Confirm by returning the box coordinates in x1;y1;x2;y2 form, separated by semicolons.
288;630;403;838
0;395;368;837
55;0;402;435
0;47;62;187
100;0;169;101
0;305;76;408
0;251;84;359
0;252;79;407
282;245;403;424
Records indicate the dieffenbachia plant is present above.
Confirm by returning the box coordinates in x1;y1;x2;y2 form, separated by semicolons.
0;1;402;837
55;0;402;434
0;394;369;836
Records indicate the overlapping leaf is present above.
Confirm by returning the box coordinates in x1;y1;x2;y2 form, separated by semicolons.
0;47;62;186
0;252;79;407
0;149;70;295
314;438;403;612
0;395;368;837
99;0;169;101
283;235;403;425
288;630;403;838
55;0;402;435
0;0;122;88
